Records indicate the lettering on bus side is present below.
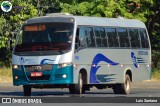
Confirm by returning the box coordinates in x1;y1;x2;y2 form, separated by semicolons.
131;52;147;68
138;51;148;55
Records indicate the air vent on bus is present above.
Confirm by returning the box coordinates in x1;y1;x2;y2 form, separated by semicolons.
46;13;73;16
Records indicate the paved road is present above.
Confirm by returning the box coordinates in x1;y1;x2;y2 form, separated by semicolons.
0;80;160;97
0;81;160;106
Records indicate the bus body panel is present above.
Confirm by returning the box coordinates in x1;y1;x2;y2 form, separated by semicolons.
73;49;151;84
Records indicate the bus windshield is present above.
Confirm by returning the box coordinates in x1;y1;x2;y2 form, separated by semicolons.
14;22;74;55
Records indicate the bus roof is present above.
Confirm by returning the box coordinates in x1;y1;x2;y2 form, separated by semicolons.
26;15;146;28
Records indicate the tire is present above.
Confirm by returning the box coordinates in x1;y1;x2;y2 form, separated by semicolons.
69;85;75;94
113;84;121;94
113;74;131;95
69;73;85;94
23;85;31;96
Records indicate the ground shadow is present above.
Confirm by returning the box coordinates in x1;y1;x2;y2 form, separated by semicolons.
0;90;130;97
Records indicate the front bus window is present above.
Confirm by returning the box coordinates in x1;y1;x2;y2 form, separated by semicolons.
14;23;74;56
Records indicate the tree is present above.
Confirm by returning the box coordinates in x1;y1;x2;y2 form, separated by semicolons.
0;0;160;67
60;0;160;47
0;0;38;67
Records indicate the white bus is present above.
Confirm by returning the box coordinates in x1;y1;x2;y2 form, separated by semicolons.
12;13;151;96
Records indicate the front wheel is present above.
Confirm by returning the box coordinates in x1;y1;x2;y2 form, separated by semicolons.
113;74;131;95
23;85;31;96
69;73;85;94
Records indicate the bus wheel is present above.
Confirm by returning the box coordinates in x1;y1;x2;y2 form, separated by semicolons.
113;74;131;95
23;85;31;96
69;85;75;94
70;73;85;94
112;84;121;94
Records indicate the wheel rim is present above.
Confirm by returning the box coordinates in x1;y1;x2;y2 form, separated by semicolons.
125;79;130;91
79;74;83;94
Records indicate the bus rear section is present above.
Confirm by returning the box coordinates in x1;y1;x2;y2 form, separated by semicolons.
71;17;151;95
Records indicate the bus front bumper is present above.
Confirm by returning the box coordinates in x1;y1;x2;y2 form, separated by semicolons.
12;65;74;86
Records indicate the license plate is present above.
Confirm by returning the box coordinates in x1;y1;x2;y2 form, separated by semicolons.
31;72;42;77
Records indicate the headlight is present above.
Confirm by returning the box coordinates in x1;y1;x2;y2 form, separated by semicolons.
58;63;72;68
13;65;21;70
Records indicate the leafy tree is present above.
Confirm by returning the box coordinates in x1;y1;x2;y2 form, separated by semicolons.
0;0;38;67
0;0;160;67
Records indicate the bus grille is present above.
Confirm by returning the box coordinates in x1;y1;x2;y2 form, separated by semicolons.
28;75;50;80
24;65;53;72
24;65;52;80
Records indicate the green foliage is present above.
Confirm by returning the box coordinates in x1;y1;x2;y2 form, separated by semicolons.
152;68;160;80
152;50;160;69
0;68;12;83
0;0;160;69
0;0;38;67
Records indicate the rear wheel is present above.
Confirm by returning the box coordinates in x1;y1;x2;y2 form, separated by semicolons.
113;74;131;95
23;85;31;96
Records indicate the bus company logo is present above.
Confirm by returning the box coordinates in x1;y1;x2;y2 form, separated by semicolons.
20;57;25;64
131;52;138;68
1;1;12;12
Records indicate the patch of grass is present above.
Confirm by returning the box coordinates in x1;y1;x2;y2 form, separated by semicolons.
152;68;160;80
0;67;12;77
0;67;12;83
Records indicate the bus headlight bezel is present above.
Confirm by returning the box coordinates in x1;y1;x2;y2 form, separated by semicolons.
58;63;72;68
13;65;21;70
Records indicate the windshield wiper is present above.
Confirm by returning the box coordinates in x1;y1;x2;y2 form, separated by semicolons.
58;50;65;54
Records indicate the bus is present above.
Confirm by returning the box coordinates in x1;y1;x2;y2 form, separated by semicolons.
12;13;151;96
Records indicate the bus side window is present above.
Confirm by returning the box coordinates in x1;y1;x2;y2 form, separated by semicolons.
94;27;102;47
139;29;149;48
84;27;95;47
106;28;119;47
75;28;80;49
19;30;23;44
77;28;86;48
129;29;141;48
117;28;130;48
100;28;108;47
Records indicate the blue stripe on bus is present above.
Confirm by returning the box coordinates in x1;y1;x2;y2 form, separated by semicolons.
40;59;55;64
96;74;116;82
90;53;119;83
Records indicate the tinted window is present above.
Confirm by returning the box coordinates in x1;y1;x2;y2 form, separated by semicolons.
78;28;87;47
106;28;119;47
117;28;130;47
76;27;95;48
94;28;101;47
129;29;141;48
100;28;108;47
84;27;95;47
139;29;149;48
75;28;80;49
15;23;73;53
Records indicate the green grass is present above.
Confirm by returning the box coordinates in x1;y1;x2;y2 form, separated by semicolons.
152;69;160;80
0;68;12;83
